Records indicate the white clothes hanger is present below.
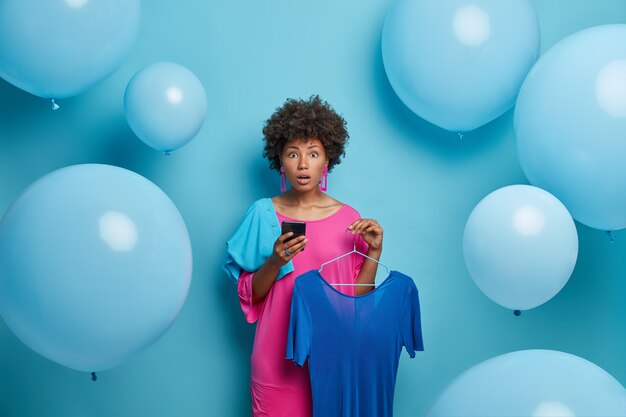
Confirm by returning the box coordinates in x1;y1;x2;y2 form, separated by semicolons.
318;239;391;287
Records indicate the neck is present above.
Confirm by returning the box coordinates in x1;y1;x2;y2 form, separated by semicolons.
283;189;326;208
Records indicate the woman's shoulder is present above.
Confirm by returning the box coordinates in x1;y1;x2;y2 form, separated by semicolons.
338;202;360;219
235;198;276;224
245;197;273;213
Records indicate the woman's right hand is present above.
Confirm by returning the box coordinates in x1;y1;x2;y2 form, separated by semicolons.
252;233;308;303
269;232;308;266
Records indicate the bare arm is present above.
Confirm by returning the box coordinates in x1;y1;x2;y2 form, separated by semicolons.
349;218;384;296
252;233;308;303
354;248;382;295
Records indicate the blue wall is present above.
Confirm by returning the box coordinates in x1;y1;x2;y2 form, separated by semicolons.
0;1;625;416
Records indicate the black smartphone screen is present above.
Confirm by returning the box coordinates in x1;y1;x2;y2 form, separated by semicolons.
281;221;306;242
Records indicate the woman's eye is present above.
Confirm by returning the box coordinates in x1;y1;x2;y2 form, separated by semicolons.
310;152;319;158
288;152;297;158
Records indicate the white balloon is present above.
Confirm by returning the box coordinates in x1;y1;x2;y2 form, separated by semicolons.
463;185;578;310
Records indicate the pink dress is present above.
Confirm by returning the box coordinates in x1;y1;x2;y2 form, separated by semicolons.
237;204;368;417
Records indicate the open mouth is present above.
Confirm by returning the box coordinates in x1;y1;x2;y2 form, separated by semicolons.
296;175;311;184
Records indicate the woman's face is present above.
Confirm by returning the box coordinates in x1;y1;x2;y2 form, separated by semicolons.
280;138;329;192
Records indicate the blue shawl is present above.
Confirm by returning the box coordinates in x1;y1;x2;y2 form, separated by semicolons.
222;198;294;283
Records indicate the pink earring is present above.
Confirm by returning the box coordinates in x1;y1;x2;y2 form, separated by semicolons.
280;166;287;192
320;165;328;192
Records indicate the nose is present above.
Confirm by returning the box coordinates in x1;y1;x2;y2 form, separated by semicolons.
298;158;308;169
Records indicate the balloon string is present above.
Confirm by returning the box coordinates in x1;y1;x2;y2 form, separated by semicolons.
91;372;97;382
457;132;464;140
606;230;616;242
51;99;60;110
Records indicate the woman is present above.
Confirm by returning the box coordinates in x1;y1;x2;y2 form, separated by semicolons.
224;96;384;417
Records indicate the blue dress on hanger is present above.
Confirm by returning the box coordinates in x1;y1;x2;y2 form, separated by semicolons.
286;269;424;417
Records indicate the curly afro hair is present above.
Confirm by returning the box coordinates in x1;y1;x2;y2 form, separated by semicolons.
262;95;349;173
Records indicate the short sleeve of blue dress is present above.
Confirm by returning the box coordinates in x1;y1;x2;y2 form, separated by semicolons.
286;284;312;367
286;269;424;417
400;283;424;357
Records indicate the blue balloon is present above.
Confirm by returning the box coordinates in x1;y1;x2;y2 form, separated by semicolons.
382;0;539;132
515;25;626;231
0;164;192;372
124;62;208;153
463;185;578;310
0;0;140;99
426;350;626;417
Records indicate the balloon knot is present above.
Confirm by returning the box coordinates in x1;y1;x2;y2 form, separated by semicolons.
514;310;521;316
91;372;97;382
606;230;616;242
51;99;60;110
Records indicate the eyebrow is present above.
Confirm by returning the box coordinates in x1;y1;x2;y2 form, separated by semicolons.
286;144;321;150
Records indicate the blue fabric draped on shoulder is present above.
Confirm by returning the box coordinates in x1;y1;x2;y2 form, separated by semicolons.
222;198;294;283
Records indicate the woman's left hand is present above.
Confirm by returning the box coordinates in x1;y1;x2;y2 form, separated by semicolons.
348;218;383;252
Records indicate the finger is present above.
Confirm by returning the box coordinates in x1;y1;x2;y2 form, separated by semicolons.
359;225;375;234
278;236;304;257
348;218;367;230
276;244;290;259
348;219;365;232
362;224;382;234
284;238;308;259
283;235;305;246
277;232;294;244
276;235;297;255
361;218;380;227
292;243;307;256
286;236;308;251
352;220;374;234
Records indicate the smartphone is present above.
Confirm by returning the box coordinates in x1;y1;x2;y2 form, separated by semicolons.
281;221;306;243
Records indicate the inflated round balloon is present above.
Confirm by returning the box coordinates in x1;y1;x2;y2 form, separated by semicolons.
382;0;539;132
515;25;626;231
124;62;208;153
463;185;578;311
0;0;140;99
426;350;626;417
0;164;192;372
